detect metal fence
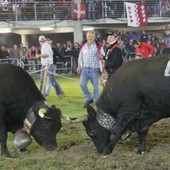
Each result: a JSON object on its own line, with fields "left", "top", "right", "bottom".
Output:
{"left": 0, "top": 0, "right": 170, "bottom": 21}
{"left": 0, "top": 55, "right": 73, "bottom": 75}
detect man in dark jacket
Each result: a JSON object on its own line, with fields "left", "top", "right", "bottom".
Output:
{"left": 104, "top": 31, "right": 123, "bottom": 79}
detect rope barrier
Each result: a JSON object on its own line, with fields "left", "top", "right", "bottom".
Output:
{"left": 28, "top": 68, "right": 79, "bottom": 82}
{"left": 28, "top": 69, "right": 45, "bottom": 75}
{"left": 47, "top": 70, "right": 79, "bottom": 82}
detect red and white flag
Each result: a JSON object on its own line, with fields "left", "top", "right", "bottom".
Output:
{"left": 72, "top": 2, "right": 86, "bottom": 20}
{"left": 125, "top": 2, "right": 148, "bottom": 27}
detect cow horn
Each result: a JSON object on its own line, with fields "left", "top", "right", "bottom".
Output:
{"left": 38, "top": 108, "right": 47, "bottom": 118}
{"left": 70, "top": 115, "right": 88, "bottom": 123}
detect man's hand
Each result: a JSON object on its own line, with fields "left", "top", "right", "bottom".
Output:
{"left": 36, "top": 54, "right": 41, "bottom": 58}
{"left": 77, "top": 66, "right": 81, "bottom": 74}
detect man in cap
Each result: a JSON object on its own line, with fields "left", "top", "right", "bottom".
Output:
{"left": 45, "top": 38, "right": 67, "bottom": 97}
{"left": 37, "top": 35, "right": 64, "bottom": 99}
{"left": 104, "top": 31, "right": 123, "bottom": 80}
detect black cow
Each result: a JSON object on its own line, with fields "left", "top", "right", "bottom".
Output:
{"left": 72, "top": 55, "right": 170, "bottom": 156}
{"left": 0, "top": 64, "right": 62, "bottom": 157}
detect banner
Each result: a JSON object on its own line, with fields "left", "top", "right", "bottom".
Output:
{"left": 125, "top": 2, "right": 148, "bottom": 27}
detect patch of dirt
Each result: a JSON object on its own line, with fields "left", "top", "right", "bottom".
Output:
{"left": 53, "top": 119, "right": 170, "bottom": 170}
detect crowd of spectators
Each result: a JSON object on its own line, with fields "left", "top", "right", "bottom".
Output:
{"left": 0, "top": 26, "right": 170, "bottom": 73}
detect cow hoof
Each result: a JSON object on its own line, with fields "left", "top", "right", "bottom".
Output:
{"left": 20, "top": 148, "right": 29, "bottom": 153}
{"left": 1, "top": 153, "right": 12, "bottom": 158}
{"left": 137, "top": 150, "right": 145, "bottom": 155}
{"left": 99, "top": 154, "right": 109, "bottom": 158}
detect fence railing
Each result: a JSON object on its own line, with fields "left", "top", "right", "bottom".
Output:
{"left": 0, "top": 55, "right": 73, "bottom": 75}
{"left": 0, "top": 0, "right": 170, "bottom": 21}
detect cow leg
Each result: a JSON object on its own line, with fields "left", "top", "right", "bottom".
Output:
{"left": 1, "top": 141, "right": 11, "bottom": 157}
{"left": 0, "top": 129, "right": 11, "bottom": 157}
{"left": 137, "top": 131, "right": 148, "bottom": 154}
{"left": 103, "top": 111, "right": 137, "bottom": 155}
{"left": 0, "top": 114, "right": 11, "bottom": 157}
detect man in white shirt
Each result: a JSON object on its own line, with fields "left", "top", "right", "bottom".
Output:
{"left": 37, "top": 35, "right": 64, "bottom": 99}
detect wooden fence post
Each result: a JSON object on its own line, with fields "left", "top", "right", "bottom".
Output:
{"left": 41, "top": 64, "right": 49, "bottom": 96}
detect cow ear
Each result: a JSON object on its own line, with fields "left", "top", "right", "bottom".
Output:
{"left": 87, "top": 105, "right": 97, "bottom": 120}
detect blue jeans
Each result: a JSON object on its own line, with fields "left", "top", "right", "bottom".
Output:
{"left": 164, "top": 37, "right": 170, "bottom": 47}
{"left": 80, "top": 68, "right": 100, "bottom": 103}
{"left": 40, "top": 64, "right": 63, "bottom": 95}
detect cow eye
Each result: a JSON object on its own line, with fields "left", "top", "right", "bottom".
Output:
{"left": 88, "top": 130, "right": 96, "bottom": 137}
{"left": 88, "top": 132, "right": 95, "bottom": 137}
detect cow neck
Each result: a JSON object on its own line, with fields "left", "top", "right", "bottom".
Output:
{"left": 23, "top": 101, "right": 48, "bottom": 134}
{"left": 95, "top": 106, "right": 116, "bottom": 132}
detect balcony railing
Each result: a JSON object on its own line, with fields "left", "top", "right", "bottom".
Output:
{"left": 0, "top": 0, "right": 170, "bottom": 21}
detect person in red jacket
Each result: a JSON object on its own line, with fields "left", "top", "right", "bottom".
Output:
{"left": 132, "top": 40, "right": 156, "bottom": 59}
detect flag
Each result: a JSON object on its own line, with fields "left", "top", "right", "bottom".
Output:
{"left": 72, "top": 2, "right": 86, "bottom": 20}
{"left": 125, "top": 2, "right": 148, "bottom": 27}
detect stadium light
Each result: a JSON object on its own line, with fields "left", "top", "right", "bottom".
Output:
{"left": 40, "top": 27, "right": 54, "bottom": 31}
{"left": 0, "top": 28, "right": 11, "bottom": 33}
{"left": 83, "top": 27, "right": 94, "bottom": 31}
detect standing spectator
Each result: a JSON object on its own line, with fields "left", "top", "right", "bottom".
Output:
{"left": 66, "top": 41, "right": 73, "bottom": 52}
{"left": 104, "top": 31, "right": 123, "bottom": 80}
{"left": 20, "top": 46, "right": 28, "bottom": 64}
{"left": 56, "top": 42, "right": 65, "bottom": 56}
{"left": 149, "top": 33, "right": 159, "bottom": 49}
{"left": 158, "top": 38, "right": 168, "bottom": 54}
{"left": 132, "top": 40, "right": 156, "bottom": 59}
{"left": 28, "top": 46, "right": 37, "bottom": 71}
{"left": 19, "top": 43, "right": 24, "bottom": 55}
{"left": 45, "top": 38, "right": 67, "bottom": 97}
{"left": 77, "top": 31, "right": 101, "bottom": 108}
{"left": 37, "top": 35, "right": 64, "bottom": 98}
{"left": 72, "top": 42, "right": 80, "bottom": 74}
{"left": 163, "top": 25, "right": 170, "bottom": 47}
{"left": 86, "top": 0, "right": 96, "bottom": 19}
{"left": 140, "top": 30, "right": 149, "bottom": 42}
{"left": 9, "top": 44, "right": 20, "bottom": 65}
{"left": 0, "top": 45, "right": 10, "bottom": 63}
{"left": 128, "top": 31, "right": 138, "bottom": 41}
{"left": 96, "top": 33, "right": 102, "bottom": 43}
{"left": 0, "top": 45, "right": 10, "bottom": 59}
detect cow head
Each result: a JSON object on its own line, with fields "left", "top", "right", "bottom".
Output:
{"left": 27, "top": 105, "right": 62, "bottom": 151}
{"left": 72, "top": 106, "right": 114, "bottom": 155}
